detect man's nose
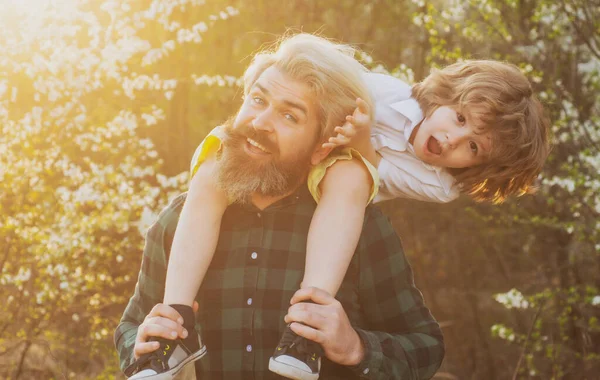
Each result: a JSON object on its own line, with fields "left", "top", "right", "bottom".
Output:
{"left": 252, "top": 108, "right": 274, "bottom": 132}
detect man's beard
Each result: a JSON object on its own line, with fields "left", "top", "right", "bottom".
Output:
{"left": 215, "top": 119, "right": 316, "bottom": 204}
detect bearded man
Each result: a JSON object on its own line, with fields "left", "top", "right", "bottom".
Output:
{"left": 114, "top": 33, "right": 445, "bottom": 380}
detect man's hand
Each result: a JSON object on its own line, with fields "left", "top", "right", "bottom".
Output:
{"left": 322, "top": 98, "right": 372, "bottom": 150}
{"left": 133, "top": 302, "right": 199, "bottom": 359}
{"left": 284, "top": 287, "right": 365, "bottom": 366}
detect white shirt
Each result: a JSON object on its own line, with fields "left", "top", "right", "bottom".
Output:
{"left": 365, "top": 72, "right": 460, "bottom": 203}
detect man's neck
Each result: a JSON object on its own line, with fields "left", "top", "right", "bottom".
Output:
{"left": 250, "top": 185, "right": 301, "bottom": 210}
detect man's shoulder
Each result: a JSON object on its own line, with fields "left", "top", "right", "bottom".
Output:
{"left": 363, "top": 203, "right": 388, "bottom": 224}
{"left": 357, "top": 204, "right": 410, "bottom": 275}
{"left": 361, "top": 203, "right": 398, "bottom": 242}
{"left": 149, "top": 193, "right": 186, "bottom": 236}
{"left": 166, "top": 192, "right": 187, "bottom": 212}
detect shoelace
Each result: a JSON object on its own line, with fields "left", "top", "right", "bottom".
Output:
{"left": 279, "top": 326, "right": 324, "bottom": 356}
{"left": 124, "top": 342, "right": 167, "bottom": 376}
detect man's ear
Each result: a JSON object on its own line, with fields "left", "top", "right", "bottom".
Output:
{"left": 311, "top": 143, "right": 334, "bottom": 166}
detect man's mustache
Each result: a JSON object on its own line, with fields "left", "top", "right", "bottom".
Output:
{"left": 223, "top": 123, "right": 279, "bottom": 155}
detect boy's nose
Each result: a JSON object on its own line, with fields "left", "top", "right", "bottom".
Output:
{"left": 446, "top": 129, "right": 468, "bottom": 148}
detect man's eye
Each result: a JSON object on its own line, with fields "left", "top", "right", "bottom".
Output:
{"left": 469, "top": 141, "right": 478, "bottom": 154}
{"left": 457, "top": 112, "right": 466, "bottom": 124}
{"left": 284, "top": 113, "right": 297, "bottom": 123}
{"left": 252, "top": 96, "right": 264, "bottom": 105}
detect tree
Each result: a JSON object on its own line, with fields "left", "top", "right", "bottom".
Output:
{"left": 412, "top": 0, "right": 600, "bottom": 378}
{"left": 0, "top": 1, "right": 237, "bottom": 377}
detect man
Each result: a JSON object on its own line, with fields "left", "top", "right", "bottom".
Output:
{"left": 114, "top": 33, "right": 445, "bottom": 379}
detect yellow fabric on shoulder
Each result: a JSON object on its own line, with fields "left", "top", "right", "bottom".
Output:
{"left": 307, "top": 147, "right": 379, "bottom": 204}
{"left": 190, "top": 130, "right": 379, "bottom": 204}
{"left": 190, "top": 127, "right": 224, "bottom": 180}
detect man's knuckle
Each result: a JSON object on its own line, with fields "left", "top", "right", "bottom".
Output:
{"left": 331, "top": 313, "right": 341, "bottom": 324}
{"left": 156, "top": 316, "right": 169, "bottom": 326}
{"left": 139, "top": 324, "right": 148, "bottom": 335}
{"left": 315, "top": 331, "right": 326, "bottom": 344}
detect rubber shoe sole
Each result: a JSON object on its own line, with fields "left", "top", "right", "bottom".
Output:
{"left": 129, "top": 345, "right": 207, "bottom": 380}
{"left": 268, "top": 356, "right": 319, "bottom": 380}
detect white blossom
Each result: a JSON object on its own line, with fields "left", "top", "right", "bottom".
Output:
{"left": 494, "top": 289, "right": 530, "bottom": 309}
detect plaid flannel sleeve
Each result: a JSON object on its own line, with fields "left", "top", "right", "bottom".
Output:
{"left": 349, "top": 206, "right": 445, "bottom": 380}
{"left": 113, "top": 194, "right": 184, "bottom": 372}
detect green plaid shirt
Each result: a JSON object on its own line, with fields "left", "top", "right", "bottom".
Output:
{"left": 114, "top": 187, "right": 444, "bottom": 379}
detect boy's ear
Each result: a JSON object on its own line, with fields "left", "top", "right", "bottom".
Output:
{"left": 311, "top": 142, "right": 334, "bottom": 166}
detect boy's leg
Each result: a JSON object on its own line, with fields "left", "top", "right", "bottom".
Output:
{"left": 127, "top": 158, "right": 227, "bottom": 379}
{"left": 163, "top": 157, "right": 228, "bottom": 306}
{"left": 269, "top": 156, "right": 373, "bottom": 380}
{"left": 163, "top": 156, "right": 227, "bottom": 338}
{"left": 302, "top": 158, "right": 372, "bottom": 294}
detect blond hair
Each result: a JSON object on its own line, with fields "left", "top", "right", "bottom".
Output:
{"left": 242, "top": 33, "right": 373, "bottom": 140}
{"left": 412, "top": 60, "right": 551, "bottom": 203}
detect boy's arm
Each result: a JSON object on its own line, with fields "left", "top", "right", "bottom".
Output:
{"left": 323, "top": 98, "right": 379, "bottom": 166}
{"left": 113, "top": 194, "right": 184, "bottom": 371}
{"left": 346, "top": 128, "right": 378, "bottom": 167}
{"left": 350, "top": 207, "right": 445, "bottom": 379}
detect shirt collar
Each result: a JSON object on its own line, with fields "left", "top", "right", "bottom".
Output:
{"left": 421, "top": 162, "right": 456, "bottom": 195}
{"left": 388, "top": 97, "right": 423, "bottom": 139}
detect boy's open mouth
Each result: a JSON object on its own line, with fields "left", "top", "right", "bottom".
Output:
{"left": 427, "top": 136, "right": 442, "bottom": 155}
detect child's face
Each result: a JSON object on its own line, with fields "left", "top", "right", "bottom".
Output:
{"left": 409, "top": 106, "right": 492, "bottom": 169}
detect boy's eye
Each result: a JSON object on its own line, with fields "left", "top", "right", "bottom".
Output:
{"left": 252, "top": 96, "right": 264, "bottom": 105}
{"left": 469, "top": 141, "right": 478, "bottom": 155}
{"left": 456, "top": 112, "right": 466, "bottom": 124}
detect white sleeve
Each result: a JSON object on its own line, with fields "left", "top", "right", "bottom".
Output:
{"left": 365, "top": 72, "right": 412, "bottom": 106}
{"left": 374, "top": 157, "right": 460, "bottom": 204}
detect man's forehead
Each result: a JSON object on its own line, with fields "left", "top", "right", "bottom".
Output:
{"left": 252, "top": 67, "right": 315, "bottom": 113}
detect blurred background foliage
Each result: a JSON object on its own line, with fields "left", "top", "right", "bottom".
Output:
{"left": 0, "top": 0, "right": 598, "bottom": 379}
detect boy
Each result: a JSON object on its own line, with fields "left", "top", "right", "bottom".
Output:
{"left": 127, "top": 48, "right": 550, "bottom": 379}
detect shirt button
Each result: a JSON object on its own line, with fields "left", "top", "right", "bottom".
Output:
{"left": 363, "top": 368, "right": 369, "bottom": 375}
{"left": 251, "top": 252, "right": 258, "bottom": 260}
{"left": 246, "top": 344, "right": 252, "bottom": 352}
{"left": 247, "top": 298, "right": 253, "bottom": 305}
{"left": 257, "top": 212, "right": 261, "bottom": 218}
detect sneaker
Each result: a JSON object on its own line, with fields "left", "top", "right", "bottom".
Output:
{"left": 268, "top": 325, "right": 323, "bottom": 380}
{"left": 124, "top": 336, "right": 206, "bottom": 379}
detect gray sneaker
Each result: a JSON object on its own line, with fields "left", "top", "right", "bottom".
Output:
{"left": 269, "top": 325, "right": 323, "bottom": 380}
{"left": 125, "top": 336, "right": 206, "bottom": 379}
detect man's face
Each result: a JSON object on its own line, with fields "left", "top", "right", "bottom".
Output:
{"left": 410, "top": 105, "right": 492, "bottom": 169}
{"left": 216, "top": 66, "right": 322, "bottom": 202}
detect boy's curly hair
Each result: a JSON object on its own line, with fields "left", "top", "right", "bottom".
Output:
{"left": 412, "top": 60, "right": 551, "bottom": 203}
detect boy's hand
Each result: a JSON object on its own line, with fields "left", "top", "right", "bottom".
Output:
{"left": 322, "top": 98, "right": 371, "bottom": 150}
